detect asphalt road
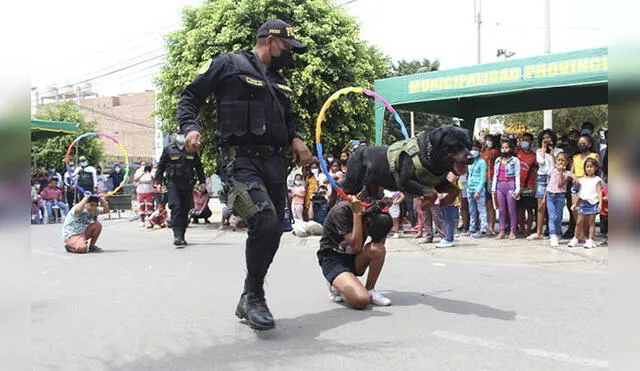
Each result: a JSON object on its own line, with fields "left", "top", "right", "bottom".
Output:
{"left": 31, "top": 218, "right": 607, "bottom": 371}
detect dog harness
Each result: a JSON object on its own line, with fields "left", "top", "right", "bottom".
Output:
{"left": 386, "top": 137, "right": 447, "bottom": 189}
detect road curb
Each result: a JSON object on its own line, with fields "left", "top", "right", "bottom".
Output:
{"left": 545, "top": 245, "right": 608, "bottom": 265}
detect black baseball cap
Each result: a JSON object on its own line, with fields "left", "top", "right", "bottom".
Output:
{"left": 257, "top": 19, "right": 307, "bottom": 54}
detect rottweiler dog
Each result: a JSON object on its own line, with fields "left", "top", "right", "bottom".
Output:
{"left": 341, "top": 125, "right": 473, "bottom": 208}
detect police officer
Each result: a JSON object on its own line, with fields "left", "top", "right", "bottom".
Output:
{"left": 155, "top": 130, "right": 206, "bottom": 248}
{"left": 176, "top": 19, "right": 312, "bottom": 330}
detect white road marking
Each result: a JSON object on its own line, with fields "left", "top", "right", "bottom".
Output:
{"left": 433, "top": 262, "right": 446, "bottom": 266}
{"left": 430, "top": 330, "right": 608, "bottom": 368}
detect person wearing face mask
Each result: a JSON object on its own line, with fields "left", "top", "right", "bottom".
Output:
{"left": 466, "top": 141, "right": 488, "bottom": 238}
{"left": 580, "top": 121, "right": 599, "bottom": 153}
{"left": 63, "top": 162, "right": 77, "bottom": 207}
{"left": 491, "top": 141, "right": 521, "bottom": 240}
{"left": 560, "top": 129, "right": 580, "bottom": 239}
{"left": 516, "top": 133, "right": 537, "bottom": 237}
{"left": 481, "top": 135, "right": 500, "bottom": 235}
{"left": 569, "top": 135, "right": 599, "bottom": 242}
{"left": 47, "top": 167, "right": 63, "bottom": 189}
{"left": 291, "top": 174, "right": 306, "bottom": 220}
{"left": 176, "top": 19, "right": 312, "bottom": 331}
{"left": 155, "top": 128, "right": 206, "bottom": 248}
{"left": 73, "top": 156, "right": 97, "bottom": 200}
{"left": 304, "top": 162, "right": 321, "bottom": 220}
{"left": 108, "top": 164, "right": 125, "bottom": 194}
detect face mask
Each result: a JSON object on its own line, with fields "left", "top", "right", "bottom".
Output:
{"left": 500, "top": 151, "right": 512, "bottom": 158}
{"left": 578, "top": 144, "right": 589, "bottom": 152}
{"left": 520, "top": 141, "right": 530, "bottom": 150}
{"left": 69, "top": 166, "right": 75, "bottom": 172}
{"left": 311, "top": 168, "right": 319, "bottom": 176}
{"left": 175, "top": 135, "right": 185, "bottom": 145}
{"left": 486, "top": 141, "right": 493, "bottom": 149}
{"left": 178, "top": 145, "right": 185, "bottom": 151}
{"left": 294, "top": 180, "right": 303, "bottom": 186}
{"left": 48, "top": 169, "right": 55, "bottom": 174}
{"left": 115, "top": 168, "right": 121, "bottom": 173}
{"left": 80, "top": 161, "right": 88, "bottom": 167}
{"left": 581, "top": 129, "right": 592, "bottom": 136}
{"left": 97, "top": 170, "right": 102, "bottom": 175}
{"left": 470, "top": 150, "right": 479, "bottom": 158}
{"left": 34, "top": 184, "right": 41, "bottom": 190}
{"left": 270, "top": 42, "right": 293, "bottom": 70}
{"left": 327, "top": 157, "right": 334, "bottom": 163}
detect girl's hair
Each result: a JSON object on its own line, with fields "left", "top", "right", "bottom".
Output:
{"left": 472, "top": 140, "right": 483, "bottom": 149}
{"left": 556, "top": 152, "right": 569, "bottom": 162}
{"left": 578, "top": 134, "right": 593, "bottom": 147}
{"left": 501, "top": 140, "right": 516, "bottom": 150}
{"left": 583, "top": 157, "right": 600, "bottom": 175}
{"left": 538, "top": 129, "right": 557, "bottom": 147}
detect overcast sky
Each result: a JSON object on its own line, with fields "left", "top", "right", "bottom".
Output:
{"left": 30, "top": 0, "right": 606, "bottom": 98}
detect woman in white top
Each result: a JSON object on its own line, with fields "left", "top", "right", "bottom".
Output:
{"left": 527, "top": 129, "right": 563, "bottom": 240}
{"left": 134, "top": 164, "right": 155, "bottom": 226}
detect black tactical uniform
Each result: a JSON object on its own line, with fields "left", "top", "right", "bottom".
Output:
{"left": 156, "top": 142, "right": 206, "bottom": 247}
{"left": 176, "top": 19, "right": 307, "bottom": 330}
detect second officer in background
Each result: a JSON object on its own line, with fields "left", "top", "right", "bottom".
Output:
{"left": 155, "top": 129, "right": 206, "bottom": 248}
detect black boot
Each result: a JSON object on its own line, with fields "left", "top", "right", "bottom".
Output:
{"left": 235, "top": 293, "right": 275, "bottom": 330}
{"left": 180, "top": 226, "right": 188, "bottom": 245}
{"left": 173, "top": 227, "right": 186, "bottom": 248}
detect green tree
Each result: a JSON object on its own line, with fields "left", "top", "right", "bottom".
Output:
{"left": 154, "top": 0, "right": 390, "bottom": 173}
{"left": 32, "top": 102, "right": 104, "bottom": 173}
{"left": 383, "top": 58, "right": 450, "bottom": 143}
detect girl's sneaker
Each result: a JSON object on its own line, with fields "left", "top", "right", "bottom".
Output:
{"left": 368, "top": 290, "right": 392, "bottom": 306}
{"left": 584, "top": 239, "right": 596, "bottom": 249}
{"left": 567, "top": 237, "right": 579, "bottom": 247}
{"left": 549, "top": 235, "right": 559, "bottom": 247}
{"left": 435, "top": 240, "right": 455, "bottom": 248}
{"left": 329, "top": 285, "right": 343, "bottom": 302}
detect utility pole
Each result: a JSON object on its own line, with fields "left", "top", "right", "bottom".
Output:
{"left": 473, "top": 0, "right": 482, "bottom": 137}
{"left": 475, "top": 0, "right": 482, "bottom": 64}
{"left": 543, "top": 0, "right": 553, "bottom": 129}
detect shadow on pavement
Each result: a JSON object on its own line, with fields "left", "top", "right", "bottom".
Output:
{"left": 103, "top": 308, "right": 392, "bottom": 371}
{"left": 384, "top": 290, "right": 517, "bottom": 321}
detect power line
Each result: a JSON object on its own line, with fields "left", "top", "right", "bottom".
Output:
{"left": 59, "top": 53, "right": 168, "bottom": 88}
{"left": 72, "top": 21, "right": 179, "bottom": 62}
{"left": 46, "top": 49, "right": 167, "bottom": 89}
{"left": 70, "top": 102, "right": 155, "bottom": 129}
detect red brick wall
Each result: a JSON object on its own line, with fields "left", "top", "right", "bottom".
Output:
{"left": 79, "top": 91, "right": 156, "bottom": 159}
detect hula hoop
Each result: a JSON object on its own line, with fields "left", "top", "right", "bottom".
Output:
{"left": 314, "top": 87, "right": 409, "bottom": 204}
{"left": 64, "top": 132, "right": 130, "bottom": 196}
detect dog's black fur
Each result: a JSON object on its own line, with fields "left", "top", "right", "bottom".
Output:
{"left": 341, "top": 125, "right": 473, "bottom": 197}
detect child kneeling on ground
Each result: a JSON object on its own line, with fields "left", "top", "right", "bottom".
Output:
{"left": 62, "top": 192, "right": 109, "bottom": 253}
{"left": 148, "top": 203, "right": 169, "bottom": 228}
{"left": 317, "top": 192, "right": 394, "bottom": 309}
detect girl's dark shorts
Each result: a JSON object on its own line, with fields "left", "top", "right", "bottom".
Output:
{"left": 317, "top": 249, "right": 362, "bottom": 284}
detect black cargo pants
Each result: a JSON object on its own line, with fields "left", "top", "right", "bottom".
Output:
{"left": 167, "top": 181, "right": 193, "bottom": 229}
{"left": 225, "top": 151, "right": 287, "bottom": 297}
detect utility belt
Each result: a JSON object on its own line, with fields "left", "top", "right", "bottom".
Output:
{"left": 228, "top": 144, "right": 286, "bottom": 159}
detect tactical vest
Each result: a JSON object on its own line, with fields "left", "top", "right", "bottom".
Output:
{"left": 215, "top": 52, "right": 292, "bottom": 145}
{"left": 77, "top": 169, "right": 94, "bottom": 190}
{"left": 386, "top": 137, "right": 447, "bottom": 189}
{"left": 165, "top": 146, "right": 196, "bottom": 184}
